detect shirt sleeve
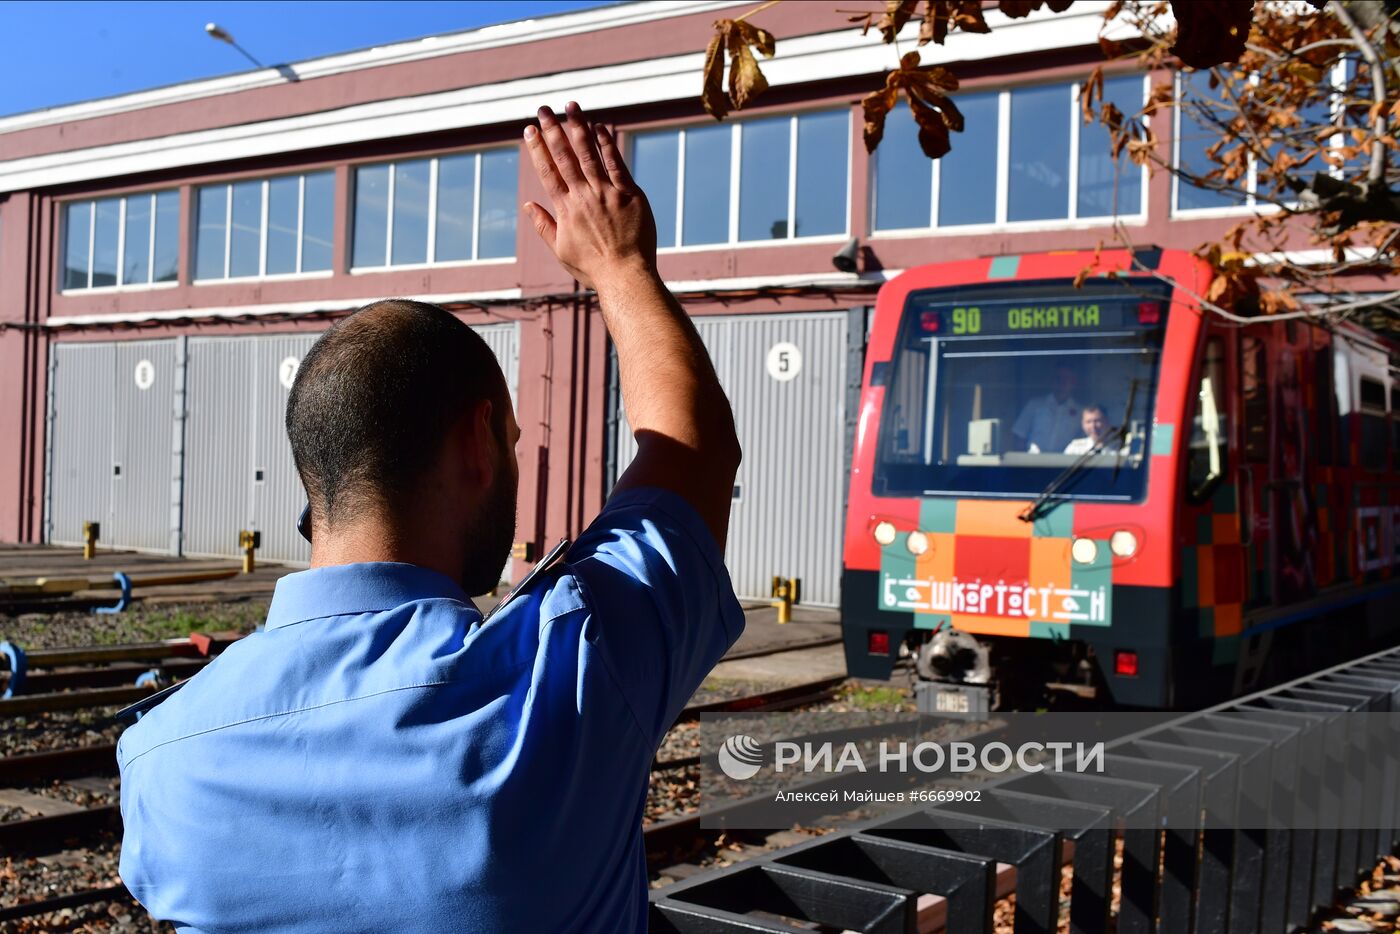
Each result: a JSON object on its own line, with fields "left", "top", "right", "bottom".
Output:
{"left": 565, "top": 487, "right": 746, "bottom": 745}
{"left": 1012, "top": 398, "right": 1037, "bottom": 439}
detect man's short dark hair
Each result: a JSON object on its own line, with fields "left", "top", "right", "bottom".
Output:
{"left": 286, "top": 300, "right": 510, "bottom": 523}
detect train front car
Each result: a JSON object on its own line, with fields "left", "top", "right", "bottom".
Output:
{"left": 842, "top": 250, "right": 1209, "bottom": 709}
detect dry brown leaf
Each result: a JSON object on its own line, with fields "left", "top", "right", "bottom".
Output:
{"left": 1260, "top": 289, "right": 1300, "bottom": 314}
{"left": 1082, "top": 65, "right": 1105, "bottom": 122}
{"left": 860, "top": 50, "right": 962, "bottom": 158}
{"left": 1169, "top": 0, "right": 1254, "bottom": 69}
{"left": 1000, "top": 0, "right": 1074, "bottom": 18}
{"left": 701, "top": 30, "right": 729, "bottom": 119}
{"left": 920, "top": 0, "right": 991, "bottom": 45}
{"left": 701, "top": 18, "right": 777, "bottom": 119}
{"left": 862, "top": 83, "right": 900, "bottom": 151}
{"left": 878, "top": 0, "right": 919, "bottom": 43}
{"left": 1126, "top": 137, "right": 1155, "bottom": 166}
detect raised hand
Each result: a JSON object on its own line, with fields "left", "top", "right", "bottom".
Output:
{"left": 522, "top": 102, "right": 658, "bottom": 290}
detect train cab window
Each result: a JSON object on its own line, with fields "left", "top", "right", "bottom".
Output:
{"left": 1359, "top": 377, "right": 1388, "bottom": 470}
{"left": 874, "top": 280, "right": 1166, "bottom": 502}
{"left": 1187, "top": 336, "right": 1229, "bottom": 500}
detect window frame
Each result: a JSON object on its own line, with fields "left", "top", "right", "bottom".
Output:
{"left": 1358, "top": 374, "right": 1390, "bottom": 472}
{"left": 59, "top": 191, "right": 181, "bottom": 294}
{"left": 1186, "top": 334, "right": 1230, "bottom": 503}
{"left": 628, "top": 108, "right": 853, "bottom": 254}
{"left": 869, "top": 75, "right": 1150, "bottom": 238}
{"left": 193, "top": 172, "right": 335, "bottom": 284}
{"left": 349, "top": 148, "right": 519, "bottom": 273}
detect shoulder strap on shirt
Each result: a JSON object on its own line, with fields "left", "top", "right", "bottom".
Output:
{"left": 482, "top": 538, "right": 571, "bottom": 623}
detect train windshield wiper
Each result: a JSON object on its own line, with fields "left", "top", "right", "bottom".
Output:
{"left": 1017, "top": 425, "right": 1127, "bottom": 523}
{"left": 1019, "top": 378, "right": 1142, "bottom": 523}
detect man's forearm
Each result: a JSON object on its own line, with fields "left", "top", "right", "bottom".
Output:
{"left": 594, "top": 260, "right": 738, "bottom": 461}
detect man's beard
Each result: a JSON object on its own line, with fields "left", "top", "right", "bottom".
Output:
{"left": 461, "top": 454, "right": 518, "bottom": 597}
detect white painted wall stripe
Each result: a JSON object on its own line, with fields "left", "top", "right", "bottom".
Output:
{"left": 0, "top": 3, "right": 1114, "bottom": 194}
{"left": 0, "top": 1, "right": 740, "bottom": 135}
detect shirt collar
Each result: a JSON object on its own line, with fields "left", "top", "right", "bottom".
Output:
{"left": 264, "top": 562, "right": 479, "bottom": 630}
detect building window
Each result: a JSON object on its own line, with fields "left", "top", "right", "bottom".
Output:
{"left": 194, "top": 172, "right": 333, "bottom": 281}
{"left": 1173, "top": 70, "right": 1250, "bottom": 212}
{"left": 872, "top": 76, "right": 1145, "bottom": 232}
{"left": 62, "top": 191, "right": 179, "bottom": 291}
{"left": 630, "top": 110, "right": 850, "bottom": 249}
{"left": 1173, "top": 62, "right": 1354, "bottom": 215}
{"left": 351, "top": 149, "right": 518, "bottom": 270}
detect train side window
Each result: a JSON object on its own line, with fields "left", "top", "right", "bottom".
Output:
{"left": 1240, "top": 335, "right": 1268, "bottom": 462}
{"left": 1315, "top": 344, "right": 1336, "bottom": 466}
{"left": 1187, "top": 336, "right": 1229, "bottom": 501}
{"left": 1359, "top": 377, "right": 1388, "bottom": 470}
{"left": 1391, "top": 385, "right": 1400, "bottom": 461}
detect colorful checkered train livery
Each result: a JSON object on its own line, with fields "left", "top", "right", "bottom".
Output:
{"left": 842, "top": 249, "right": 1400, "bottom": 708}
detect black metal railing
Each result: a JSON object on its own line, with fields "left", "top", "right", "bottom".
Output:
{"left": 650, "top": 644, "right": 1400, "bottom": 934}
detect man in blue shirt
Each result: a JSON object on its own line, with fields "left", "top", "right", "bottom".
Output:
{"left": 118, "top": 102, "right": 745, "bottom": 932}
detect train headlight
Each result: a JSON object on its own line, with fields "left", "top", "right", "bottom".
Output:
{"left": 906, "top": 531, "right": 930, "bottom": 556}
{"left": 1110, "top": 529, "right": 1139, "bottom": 558}
{"left": 873, "top": 521, "right": 898, "bottom": 546}
{"left": 1071, "top": 537, "right": 1099, "bottom": 565}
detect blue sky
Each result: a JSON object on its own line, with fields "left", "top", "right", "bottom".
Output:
{"left": 0, "top": 1, "right": 612, "bottom": 117}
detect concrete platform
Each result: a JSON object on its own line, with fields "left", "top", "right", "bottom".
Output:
{"left": 707, "top": 642, "right": 848, "bottom": 684}
{"left": 0, "top": 545, "right": 290, "bottom": 606}
{"left": 725, "top": 603, "right": 841, "bottom": 659}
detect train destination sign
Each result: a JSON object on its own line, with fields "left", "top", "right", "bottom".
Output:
{"left": 879, "top": 572, "right": 1109, "bottom": 625}
{"left": 910, "top": 296, "right": 1159, "bottom": 337}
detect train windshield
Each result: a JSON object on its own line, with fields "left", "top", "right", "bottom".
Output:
{"left": 874, "top": 279, "right": 1168, "bottom": 501}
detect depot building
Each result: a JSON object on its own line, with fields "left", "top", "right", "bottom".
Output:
{"left": 0, "top": 0, "right": 1289, "bottom": 603}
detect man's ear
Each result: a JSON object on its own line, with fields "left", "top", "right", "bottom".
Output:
{"left": 470, "top": 399, "right": 497, "bottom": 488}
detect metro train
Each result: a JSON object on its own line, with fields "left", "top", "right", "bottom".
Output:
{"left": 841, "top": 248, "right": 1400, "bottom": 708}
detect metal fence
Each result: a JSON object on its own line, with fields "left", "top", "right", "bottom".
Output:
{"left": 650, "top": 644, "right": 1400, "bottom": 934}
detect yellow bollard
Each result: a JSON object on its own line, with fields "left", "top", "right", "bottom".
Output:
{"left": 238, "top": 530, "right": 260, "bottom": 574}
{"left": 82, "top": 521, "right": 100, "bottom": 560}
{"left": 770, "top": 576, "right": 801, "bottom": 624}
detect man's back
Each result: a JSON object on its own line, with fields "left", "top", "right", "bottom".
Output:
{"left": 119, "top": 489, "right": 743, "bottom": 932}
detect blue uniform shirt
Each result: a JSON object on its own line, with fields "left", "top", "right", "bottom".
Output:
{"left": 118, "top": 488, "right": 745, "bottom": 932}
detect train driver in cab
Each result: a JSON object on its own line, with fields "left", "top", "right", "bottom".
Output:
{"left": 1012, "top": 364, "right": 1083, "bottom": 453}
{"left": 1063, "top": 404, "right": 1114, "bottom": 455}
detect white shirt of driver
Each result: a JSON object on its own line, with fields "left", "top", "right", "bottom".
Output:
{"left": 1013, "top": 393, "right": 1082, "bottom": 454}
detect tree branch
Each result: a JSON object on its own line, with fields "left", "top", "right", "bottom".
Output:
{"left": 1330, "top": 2, "right": 1389, "bottom": 187}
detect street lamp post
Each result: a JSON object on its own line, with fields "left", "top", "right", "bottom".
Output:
{"left": 205, "top": 23, "right": 265, "bottom": 69}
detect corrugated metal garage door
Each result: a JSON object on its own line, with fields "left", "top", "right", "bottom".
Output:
{"left": 184, "top": 334, "right": 318, "bottom": 562}
{"left": 183, "top": 322, "right": 520, "bottom": 564}
{"left": 475, "top": 322, "right": 520, "bottom": 409}
{"left": 46, "top": 340, "right": 179, "bottom": 552}
{"left": 612, "top": 312, "right": 848, "bottom": 606}
{"left": 182, "top": 338, "right": 255, "bottom": 559}
{"left": 46, "top": 344, "right": 115, "bottom": 548}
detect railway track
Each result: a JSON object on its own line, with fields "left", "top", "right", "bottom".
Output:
{"left": 0, "top": 673, "right": 851, "bottom": 923}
